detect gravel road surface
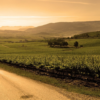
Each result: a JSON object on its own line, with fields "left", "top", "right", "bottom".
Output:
{"left": 0, "top": 69, "right": 100, "bottom": 100}
{"left": 0, "top": 69, "right": 70, "bottom": 100}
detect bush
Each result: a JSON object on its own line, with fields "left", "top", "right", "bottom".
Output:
{"left": 80, "top": 45, "right": 83, "bottom": 47}
{"left": 62, "top": 42, "right": 68, "bottom": 46}
{"left": 74, "top": 41, "right": 78, "bottom": 48}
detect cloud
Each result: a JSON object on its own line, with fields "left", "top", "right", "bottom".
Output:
{"left": 39, "top": 0, "right": 90, "bottom": 5}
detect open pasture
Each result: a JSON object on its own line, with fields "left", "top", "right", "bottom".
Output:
{"left": 0, "top": 39, "right": 100, "bottom": 55}
{"left": 1, "top": 39, "right": 100, "bottom": 97}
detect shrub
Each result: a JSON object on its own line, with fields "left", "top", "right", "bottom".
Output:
{"left": 80, "top": 45, "right": 83, "bottom": 47}
{"left": 74, "top": 41, "right": 78, "bottom": 48}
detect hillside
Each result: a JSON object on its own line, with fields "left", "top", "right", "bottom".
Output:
{"left": 0, "top": 26, "right": 34, "bottom": 31}
{"left": 0, "top": 21, "right": 100, "bottom": 39}
{"left": 0, "top": 30, "right": 28, "bottom": 38}
{"left": 72, "top": 31, "right": 100, "bottom": 39}
{"left": 26, "top": 21, "right": 100, "bottom": 37}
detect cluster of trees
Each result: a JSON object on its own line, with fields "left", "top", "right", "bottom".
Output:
{"left": 72, "top": 33, "right": 89, "bottom": 39}
{"left": 48, "top": 38, "right": 79, "bottom": 48}
{"left": 48, "top": 38, "right": 68, "bottom": 47}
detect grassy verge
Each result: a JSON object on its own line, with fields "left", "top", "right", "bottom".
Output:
{"left": 0, "top": 63, "right": 100, "bottom": 98}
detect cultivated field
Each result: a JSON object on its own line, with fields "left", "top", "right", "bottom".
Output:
{"left": 1, "top": 39, "right": 100, "bottom": 98}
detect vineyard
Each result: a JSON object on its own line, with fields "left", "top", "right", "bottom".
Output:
{"left": 0, "top": 40, "right": 100, "bottom": 84}
{"left": 0, "top": 54, "right": 100, "bottom": 82}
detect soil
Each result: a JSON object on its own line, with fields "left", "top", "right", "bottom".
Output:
{"left": 0, "top": 69, "right": 100, "bottom": 100}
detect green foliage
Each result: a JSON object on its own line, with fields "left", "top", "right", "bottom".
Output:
{"left": 74, "top": 41, "right": 78, "bottom": 47}
{"left": 48, "top": 38, "right": 68, "bottom": 47}
{"left": 1, "top": 54, "right": 100, "bottom": 78}
{"left": 0, "top": 39, "right": 99, "bottom": 78}
{"left": 1, "top": 39, "right": 100, "bottom": 97}
{"left": 72, "top": 31, "right": 100, "bottom": 39}
{"left": 1, "top": 39, "right": 100, "bottom": 55}
{"left": 62, "top": 41, "right": 68, "bottom": 46}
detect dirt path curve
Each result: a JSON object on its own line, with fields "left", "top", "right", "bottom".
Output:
{"left": 0, "top": 69, "right": 70, "bottom": 100}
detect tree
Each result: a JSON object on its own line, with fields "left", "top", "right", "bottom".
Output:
{"left": 74, "top": 41, "right": 78, "bottom": 48}
{"left": 62, "top": 42, "right": 68, "bottom": 46}
{"left": 48, "top": 41, "right": 53, "bottom": 46}
{"left": 48, "top": 38, "right": 69, "bottom": 47}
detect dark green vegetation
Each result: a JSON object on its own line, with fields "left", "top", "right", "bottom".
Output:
{"left": 1, "top": 38, "right": 100, "bottom": 97}
{"left": 74, "top": 41, "right": 78, "bottom": 47}
{"left": 72, "top": 31, "right": 100, "bottom": 39}
{"left": 48, "top": 38, "right": 68, "bottom": 47}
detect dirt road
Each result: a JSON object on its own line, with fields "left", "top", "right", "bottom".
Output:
{"left": 0, "top": 69, "right": 70, "bottom": 100}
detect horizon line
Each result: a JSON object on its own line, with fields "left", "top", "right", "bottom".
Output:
{"left": 0, "top": 20, "right": 100, "bottom": 27}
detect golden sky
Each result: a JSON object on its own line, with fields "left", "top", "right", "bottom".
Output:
{"left": 0, "top": 0, "right": 100, "bottom": 27}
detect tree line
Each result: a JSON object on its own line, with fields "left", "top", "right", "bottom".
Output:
{"left": 48, "top": 38, "right": 79, "bottom": 48}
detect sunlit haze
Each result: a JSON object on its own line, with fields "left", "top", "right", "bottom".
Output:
{"left": 0, "top": 0, "right": 100, "bottom": 27}
{"left": 0, "top": 16, "right": 74, "bottom": 27}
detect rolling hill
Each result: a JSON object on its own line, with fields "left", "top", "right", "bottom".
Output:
{"left": 26, "top": 21, "right": 100, "bottom": 37}
{"left": 0, "top": 21, "right": 100, "bottom": 39}
{"left": 0, "top": 26, "right": 34, "bottom": 31}
{"left": 72, "top": 31, "right": 100, "bottom": 39}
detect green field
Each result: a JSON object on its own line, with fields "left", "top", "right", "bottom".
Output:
{"left": 0, "top": 39, "right": 100, "bottom": 78}
{"left": 0, "top": 39, "right": 100, "bottom": 55}
{"left": 1, "top": 38, "right": 100, "bottom": 97}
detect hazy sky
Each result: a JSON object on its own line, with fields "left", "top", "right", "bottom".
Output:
{"left": 0, "top": 0, "right": 100, "bottom": 27}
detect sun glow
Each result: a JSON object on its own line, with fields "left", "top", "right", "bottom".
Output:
{"left": 0, "top": 16, "right": 74, "bottom": 27}
{"left": 3, "top": 20, "right": 17, "bottom": 26}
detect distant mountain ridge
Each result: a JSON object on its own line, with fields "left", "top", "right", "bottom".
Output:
{"left": 0, "top": 21, "right": 100, "bottom": 39}
{"left": 26, "top": 21, "right": 100, "bottom": 37}
{"left": 0, "top": 26, "right": 34, "bottom": 31}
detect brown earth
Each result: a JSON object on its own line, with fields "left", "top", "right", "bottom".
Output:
{"left": 0, "top": 69, "right": 70, "bottom": 100}
{"left": 0, "top": 69, "right": 100, "bottom": 100}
